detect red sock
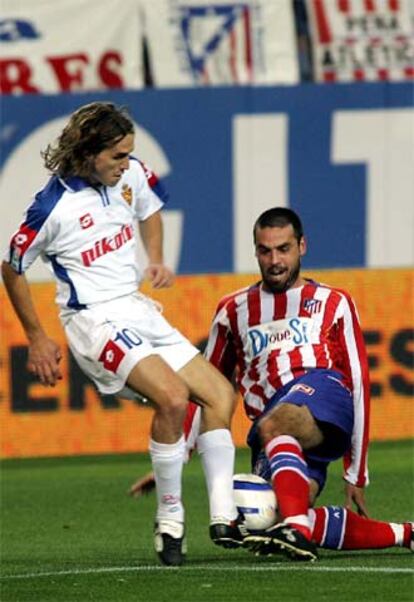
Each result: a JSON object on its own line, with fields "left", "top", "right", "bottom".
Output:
{"left": 311, "top": 506, "right": 409, "bottom": 549}
{"left": 266, "top": 435, "right": 311, "bottom": 539}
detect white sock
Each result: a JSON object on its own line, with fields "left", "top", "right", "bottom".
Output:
{"left": 197, "top": 429, "right": 237, "bottom": 524}
{"left": 390, "top": 523, "right": 405, "bottom": 546}
{"left": 149, "top": 436, "right": 185, "bottom": 524}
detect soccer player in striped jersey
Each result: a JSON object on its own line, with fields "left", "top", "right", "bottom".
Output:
{"left": 130, "top": 207, "right": 412, "bottom": 559}
{"left": 206, "top": 207, "right": 371, "bottom": 561}
{"left": 1, "top": 102, "right": 239, "bottom": 567}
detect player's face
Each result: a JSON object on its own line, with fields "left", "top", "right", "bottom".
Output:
{"left": 91, "top": 133, "right": 134, "bottom": 187}
{"left": 255, "top": 224, "right": 306, "bottom": 293}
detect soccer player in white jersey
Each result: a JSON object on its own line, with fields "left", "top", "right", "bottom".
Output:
{"left": 1, "top": 101, "right": 241, "bottom": 567}
{"left": 205, "top": 207, "right": 371, "bottom": 561}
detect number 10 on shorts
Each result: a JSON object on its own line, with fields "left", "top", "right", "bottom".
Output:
{"left": 114, "top": 328, "right": 143, "bottom": 349}
{"left": 99, "top": 328, "right": 143, "bottom": 373}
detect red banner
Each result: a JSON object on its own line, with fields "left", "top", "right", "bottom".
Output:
{"left": 0, "top": 0, "right": 143, "bottom": 94}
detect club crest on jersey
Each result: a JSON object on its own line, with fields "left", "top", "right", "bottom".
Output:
{"left": 303, "top": 298, "right": 322, "bottom": 315}
{"left": 79, "top": 213, "right": 94, "bottom": 229}
{"left": 121, "top": 184, "right": 133, "bottom": 206}
{"left": 246, "top": 317, "right": 315, "bottom": 358}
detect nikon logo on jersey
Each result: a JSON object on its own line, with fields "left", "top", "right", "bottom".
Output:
{"left": 81, "top": 223, "right": 134, "bottom": 267}
{"left": 247, "top": 318, "right": 316, "bottom": 358}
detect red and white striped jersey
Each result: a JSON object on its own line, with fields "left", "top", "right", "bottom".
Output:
{"left": 307, "top": 0, "right": 414, "bottom": 83}
{"left": 205, "top": 279, "right": 370, "bottom": 487}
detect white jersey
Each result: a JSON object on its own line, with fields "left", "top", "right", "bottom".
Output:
{"left": 5, "top": 157, "right": 166, "bottom": 312}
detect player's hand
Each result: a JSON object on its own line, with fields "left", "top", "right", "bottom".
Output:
{"left": 129, "top": 472, "right": 156, "bottom": 498}
{"left": 144, "top": 264, "right": 174, "bottom": 289}
{"left": 27, "top": 334, "right": 63, "bottom": 386}
{"left": 344, "top": 481, "right": 369, "bottom": 518}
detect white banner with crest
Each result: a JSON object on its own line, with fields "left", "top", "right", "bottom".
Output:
{"left": 142, "top": 0, "right": 299, "bottom": 86}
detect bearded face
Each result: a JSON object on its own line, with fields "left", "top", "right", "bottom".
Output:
{"left": 255, "top": 225, "right": 306, "bottom": 293}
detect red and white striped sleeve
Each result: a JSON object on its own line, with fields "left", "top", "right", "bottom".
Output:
{"left": 335, "top": 291, "right": 371, "bottom": 487}
{"left": 204, "top": 296, "right": 238, "bottom": 382}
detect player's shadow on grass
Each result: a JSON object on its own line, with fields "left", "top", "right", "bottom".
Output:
{"left": 319, "top": 549, "right": 412, "bottom": 561}
{"left": 180, "top": 548, "right": 412, "bottom": 566}
{"left": 183, "top": 553, "right": 295, "bottom": 565}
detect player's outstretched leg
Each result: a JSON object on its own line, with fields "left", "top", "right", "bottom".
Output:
{"left": 311, "top": 507, "right": 414, "bottom": 552}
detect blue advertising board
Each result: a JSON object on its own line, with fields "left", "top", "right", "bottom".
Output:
{"left": 1, "top": 82, "right": 413, "bottom": 276}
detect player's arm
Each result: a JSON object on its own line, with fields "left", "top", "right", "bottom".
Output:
{"left": 129, "top": 471, "right": 156, "bottom": 497}
{"left": 1, "top": 261, "right": 62, "bottom": 386}
{"left": 138, "top": 210, "right": 174, "bottom": 289}
{"left": 132, "top": 159, "right": 174, "bottom": 289}
{"left": 204, "top": 301, "right": 238, "bottom": 382}
{"left": 337, "top": 293, "right": 371, "bottom": 516}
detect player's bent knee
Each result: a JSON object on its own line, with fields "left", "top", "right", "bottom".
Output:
{"left": 257, "top": 403, "right": 306, "bottom": 443}
{"left": 257, "top": 414, "right": 281, "bottom": 444}
{"left": 137, "top": 386, "right": 189, "bottom": 423}
{"left": 309, "top": 480, "right": 320, "bottom": 506}
{"left": 155, "top": 380, "right": 189, "bottom": 412}
{"left": 210, "top": 379, "right": 235, "bottom": 410}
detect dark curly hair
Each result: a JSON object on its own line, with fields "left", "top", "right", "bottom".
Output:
{"left": 42, "top": 102, "right": 134, "bottom": 178}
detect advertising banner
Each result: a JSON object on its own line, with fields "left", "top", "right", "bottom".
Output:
{"left": 0, "top": 0, "right": 143, "bottom": 94}
{"left": 1, "top": 269, "right": 413, "bottom": 458}
{"left": 1, "top": 85, "right": 413, "bottom": 279}
{"left": 306, "top": 0, "right": 414, "bottom": 82}
{"left": 143, "top": 0, "right": 299, "bottom": 85}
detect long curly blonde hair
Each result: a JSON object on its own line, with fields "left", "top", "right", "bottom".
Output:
{"left": 42, "top": 102, "right": 134, "bottom": 179}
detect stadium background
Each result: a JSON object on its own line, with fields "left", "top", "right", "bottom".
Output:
{"left": 1, "top": 0, "right": 413, "bottom": 460}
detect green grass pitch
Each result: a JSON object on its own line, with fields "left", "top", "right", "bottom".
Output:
{"left": 1, "top": 440, "right": 413, "bottom": 601}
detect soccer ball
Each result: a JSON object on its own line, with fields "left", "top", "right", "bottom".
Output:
{"left": 233, "top": 473, "right": 277, "bottom": 531}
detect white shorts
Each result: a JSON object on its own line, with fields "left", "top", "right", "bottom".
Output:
{"left": 63, "top": 292, "right": 199, "bottom": 395}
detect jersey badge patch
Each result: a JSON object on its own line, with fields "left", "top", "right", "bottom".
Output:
{"left": 289, "top": 383, "right": 315, "bottom": 396}
{"left": 303, "top": 298, "right": 322, "bottom": 315}
{"left": 98, "top": 340, "right": 125, "bottom": 373}
{"left": 79, "top": 213, "right": 94, "bottom": 229}
{"left": 121, "top": 184, "right": 133, "bottom": 205}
